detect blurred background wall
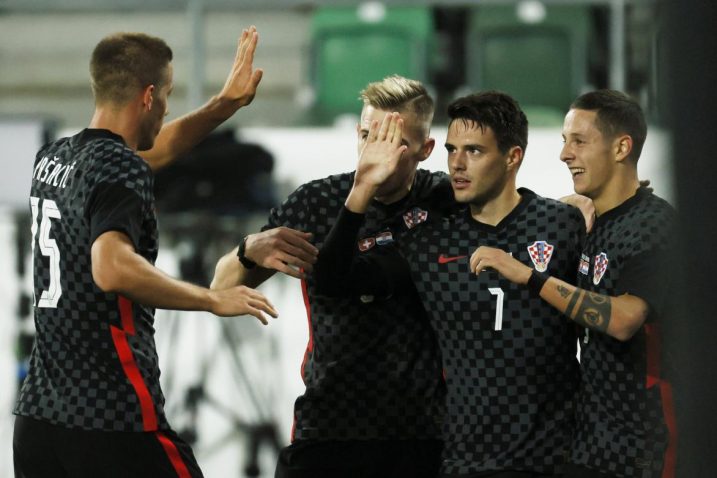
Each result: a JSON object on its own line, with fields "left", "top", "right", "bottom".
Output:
{"left": 1, "top": 1, "right": 713, "bottom": 477}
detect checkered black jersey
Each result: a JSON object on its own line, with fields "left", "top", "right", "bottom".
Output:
{"left": 401, "top": 189, "right": 584, "bottom": 476}
{"left": 571, "top": 187, "right": 678, "bottom": 478}
{"left": 14, "top": 129, "right": 168, "bottom": 432}
{"left": 265, "top": 169, "right": 453, "bottom": 441}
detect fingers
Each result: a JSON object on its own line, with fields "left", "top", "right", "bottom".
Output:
{"left": 367, "top": 119, "right": 380, "bottom": 143}
{"left": 377, "top": 112, "right": 392, "bottom": 141}
{"left": 242, "top": 28, "right": 258, "bottom": 67}
{"left": 274, "top": 262, "right": 305, "bottom": 280}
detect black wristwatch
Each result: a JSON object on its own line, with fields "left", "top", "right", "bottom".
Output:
{"left": 237, "top": 236, "right": 256, "bottom": 269}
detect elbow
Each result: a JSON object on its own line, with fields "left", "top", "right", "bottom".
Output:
{"left": 610, "top": 309, "right": 649, "bottom": 342}
{"left": 92, "top": 261, "right": 122, "bottom": 293}
{"left": 90, "top": 241, "right": 126, "bottom": 293}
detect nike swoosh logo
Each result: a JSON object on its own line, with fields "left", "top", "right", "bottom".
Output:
{"left": 438, "top": 254, "right": 467, "bottom": 264}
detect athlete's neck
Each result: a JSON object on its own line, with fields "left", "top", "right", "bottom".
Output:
{"left": 592, "top": 171, "right": 640, "bottom": 217}
{"left": 469, "top": 186, "right": 522, "bottom": 226}
{"left": 374, "top": 169, "right": 417, "bottom": 205}
{"left": 89, "top": 104, "right": 141, "bottom": 151}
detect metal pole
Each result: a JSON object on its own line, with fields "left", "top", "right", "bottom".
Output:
{"left": 609, "top": 0, "right": 626, "bottom": 91}
{"left": 187, "top": 0, "right": 206, "bottom": 109}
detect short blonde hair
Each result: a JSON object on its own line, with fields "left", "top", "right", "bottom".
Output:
{"left": 359, "top": 75, "right": 434, "bottom": 128}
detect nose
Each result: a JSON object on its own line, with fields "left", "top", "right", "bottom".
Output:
{"left": 448, "top": 151, "right": 466, "bottom": 173}
{"left": 560, "top": 142, "right": 573, "bottom": 163}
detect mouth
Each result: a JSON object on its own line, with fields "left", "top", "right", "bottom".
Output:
{"left": 452, "top": 177, "right": 471, "bottom": 189}
{"left": 569, "top": 167, "right": 586, "bottom": 178}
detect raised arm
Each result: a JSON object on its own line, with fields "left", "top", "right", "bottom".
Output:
{"left": 470, "top": 246, "right": 649, "bottom": 341}
{"left": 140, "top": 26, "right": 264, "bottom": 170}
{"left": 313, "top": 112, "right": 411, "bottom": 297}
{"left": 92, "top": 231, "right": 278, "bottom": 324}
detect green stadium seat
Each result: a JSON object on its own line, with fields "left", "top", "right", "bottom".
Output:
{"left": 466, "top": 5, "right": 593, "bottom": 126}
{"left": 308, "top": 6, "right": 433, "bottom": 124}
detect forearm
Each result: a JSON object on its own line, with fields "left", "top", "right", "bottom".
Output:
{"left": 536, "top": 274, "right": 647, "bottom": 341}
{"left": 211, "top": 246, "right": 275, "bottom": 290}
{"left": 313, "top": 206, "right": 365, "bottom": 295}
{"left": 345, "top": 182, "right": 378, "bottom": 214}
{"left": 140, "top": 96, "right": 242, "bottom": 171}
{"left": 93, "top": 244, "right": 215, "bottom": 311}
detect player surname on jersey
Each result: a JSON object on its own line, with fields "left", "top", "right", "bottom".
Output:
{"left": 32, "top": 156, "right": 76, "bottom": 188}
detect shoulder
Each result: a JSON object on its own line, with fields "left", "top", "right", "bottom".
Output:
{"left": 526, "top": 190, "right": 585, "bottom": 224}
{"left": 632, "top": 193, "right": 677, "bottom": 244}
{"left": 285, "top": 171, "right": 353, "bottom": 203}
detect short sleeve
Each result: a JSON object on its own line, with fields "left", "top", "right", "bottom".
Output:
{"left": 86, "top": 182, "right": 144, "bottom": 249}
{"left": 616, "top": 247, "right": 669, "bottom": 318}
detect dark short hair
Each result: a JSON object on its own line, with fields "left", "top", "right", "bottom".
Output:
{"left": 90, "top": 32, "right": 173, "bottom": 105}
{"left": 571, "top": 89, "right": 647, "bottom": 162}
{"left": 447, "top": 91, "right": 528, "bottom": 155}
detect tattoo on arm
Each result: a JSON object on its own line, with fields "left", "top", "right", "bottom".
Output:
{"left": 573, "top": 291, "right": 612, "bottom": 333}
{"left": 557, "top": 284, "right": 572, "bottom": 298}
{"left": 564, "top": 289, "right": 582, "bottom": 317}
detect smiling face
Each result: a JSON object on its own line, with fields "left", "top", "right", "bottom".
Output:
{"left": 446, "top": 119, "right": 518, "bottom": 207}
{"left": 560, "top": 108, "right": 616, "bottom": 199}
{"left": 357, "top": 104, "right": 433, "bottom": 203}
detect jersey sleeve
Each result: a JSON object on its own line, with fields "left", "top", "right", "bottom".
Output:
{"left": 313, "top": 206, "right": 412, "bottom": 299}
{"left": 616, "top": 247, "right": 669, "bottom": 318}
{"left": 86, "top": 183, "right": 144, "bottom": 250}
{"left": 261, "top": 183, "right": 308, "bottom": 231}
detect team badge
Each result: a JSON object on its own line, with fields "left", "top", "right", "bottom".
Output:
{"left": 375, "top": 231, "right": 394, "bottom": 246}
{"left": 578, "top": 253, "right": 590, "bottom": 275}
{"left": 403, "top": 207, "right": 428, "bottom": 229}
{"left": 593, "top": 252, "right": 609, "bottom": 285}
{"left": 527, "top": 240, "right": 554, "bottom": 272}
{"left": 357, "top": 237, "right": 375, "bottom": 252}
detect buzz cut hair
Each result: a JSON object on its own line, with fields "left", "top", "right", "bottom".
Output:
{"left": 360, "top": 75, "right": 434, "bottom": 131}
{"left": 90, "top": 32, "right": 173, "bottom": 105}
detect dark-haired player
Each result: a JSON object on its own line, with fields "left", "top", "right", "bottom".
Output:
{"left": 13, "top": 29, "right": 276, "bottom": 478}
{"left": 472, "top": 90, "right": 678, "bottom": 478}
{"left": 316, "top": 91, "right": 585, "bottom": 477}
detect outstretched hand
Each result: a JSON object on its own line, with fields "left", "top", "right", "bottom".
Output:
{"left": 218, "top": 26, "right": 264, "bottom": 108}
{"left": 208, "top": 285, "right": 278, "bottom": 325}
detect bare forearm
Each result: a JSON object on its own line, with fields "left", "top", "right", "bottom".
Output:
{"left": 538, "top": 275, "right": 647, "bottom": 341}
{"left": 211, "top": 247, "right": 274, "bottom": 289}
{"left": 94, "top": 246, "right": 215, "bottom": 311}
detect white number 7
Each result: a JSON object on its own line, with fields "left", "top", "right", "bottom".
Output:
{"left": 30, "top": 196, "right": 62, "bottom": 308}
{"left": 489, "top": 287, "right": 504, "bottom": 331}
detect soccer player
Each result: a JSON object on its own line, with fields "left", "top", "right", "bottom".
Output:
{"left": 315, "top": 91, "right": 586, "bottom": 477}
{"left": 13, "top": 30, "right": 277, "bottom": 478}
{"left": 471, "top": 90, "right": 677, "bottom": 478}
{"left": 211, "top": 76, "right": 454, "bottom": 478}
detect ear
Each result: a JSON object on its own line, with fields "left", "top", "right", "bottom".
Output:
{"left": 614, "top": 134, "right": 633, "bottom": 163}
{"left": 142, "top": 84, "right": 155, "bottom": 112}
{"left": 506, "top": 145, "right": 524, "bottom": 171}
{"left": 418, "top": 137, "right": 435, "bottom": 162}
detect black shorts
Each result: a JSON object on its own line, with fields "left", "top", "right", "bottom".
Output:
{"left": 13, "top": 415, "right": 203, "bottom": 478}
{"left": 275, "top": 438, "right": 443, "bottom": 478}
